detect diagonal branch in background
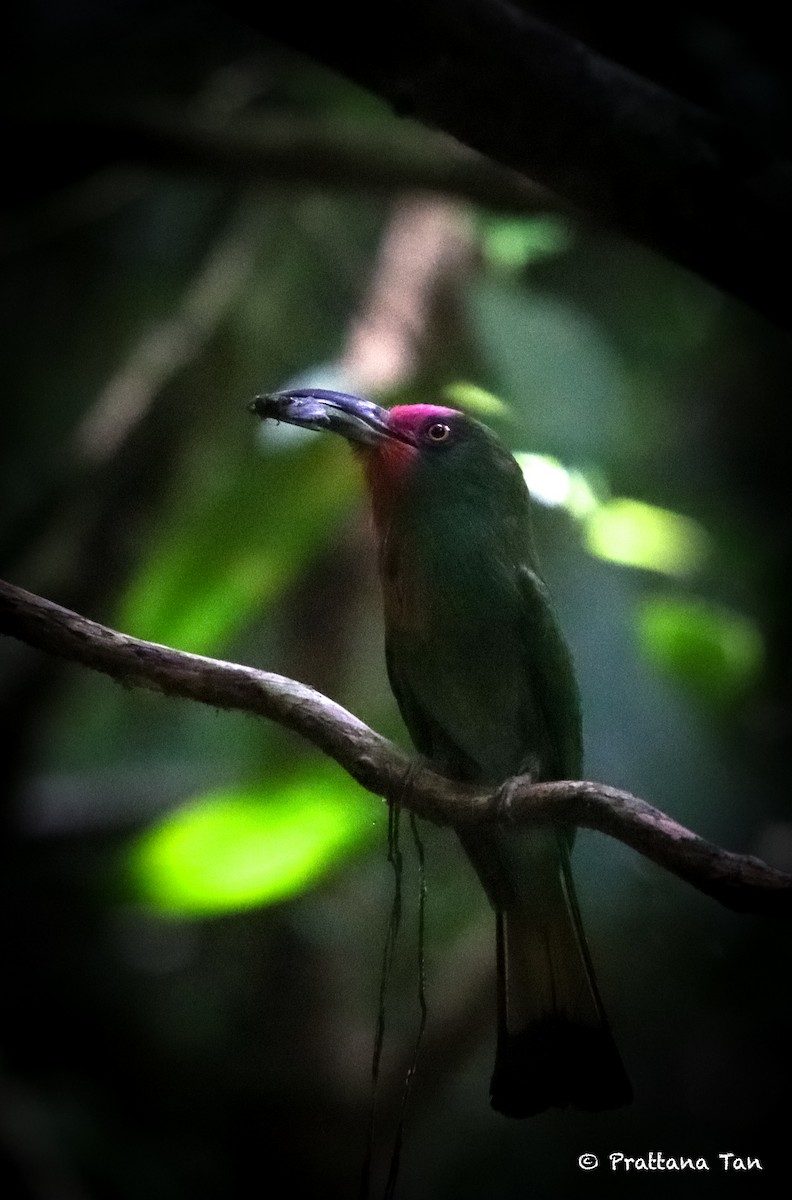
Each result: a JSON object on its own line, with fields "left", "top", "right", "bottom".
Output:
{"left": 3, "top": 109, "right": 561, "bottom": 247}
{"left": 0, "top": 199, "right": 275, "bottom": 799}
{"left": 2, "top": 577, "right": 789, "bottom": 916}
{"left": 336, "top": 194, "right": 473, "bottom": 396}
{"left": 216, "top": 0, "right": 792, "bottom": 331}
{"left": 1, "top": 57, "right": 284, "bottom": 259}
{"left": 71, "top": 200, "right": 268, "bottom": 467}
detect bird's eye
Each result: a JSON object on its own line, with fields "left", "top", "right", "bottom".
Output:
{"left": 425, "top": 422, "right": 452, "bottom": 443}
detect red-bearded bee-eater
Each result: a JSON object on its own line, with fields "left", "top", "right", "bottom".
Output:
{"left": 250, "top": 388, "right": 632, "bottom": 1118}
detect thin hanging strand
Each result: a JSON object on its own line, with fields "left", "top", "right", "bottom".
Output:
{"left": 359, "top": 798, "right": 404, "bottom": 1200}
{"left": 383, "top": 810, "right": 429, "bottom": 1200}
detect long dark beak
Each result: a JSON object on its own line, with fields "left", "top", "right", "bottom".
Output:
{"left": 247, "top": 386, "right": 410, "bottom": 448}
{"left": 248, "top": 388, "right": 413, "bottom": 447}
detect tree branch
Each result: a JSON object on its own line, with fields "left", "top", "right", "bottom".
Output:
{"left": 217, "top": 0, "right": 792, "bottom": 329}
{"left": 1, "top": 577, "right": 789, "bottom": 915}
{"left": 4, "top": 107, "right": 561, "bottom": 250}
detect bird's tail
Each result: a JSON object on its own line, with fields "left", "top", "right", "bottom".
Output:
{"left": 487, "top": 832, "right": 631, "bottom": 1118}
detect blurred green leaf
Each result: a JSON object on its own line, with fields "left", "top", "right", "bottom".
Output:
{"left": 467, "top": 282, "right": 629, "bottom": 460}
{"left": 130, "top": 770, "right": 380, "bottom": 916}
{"left": 637, "top": 596, "right": 764, "bottom": 706}
{"left": 585, "top": 498, "right": 711, "bottom": 576}
{"left": 479, "top": 215, "right": 572, "bottom": 272}
{"left": 117, "top": 441, "right": 355, "bottom": 654}
{"left": 441, "top": 381, "right": 510, "bottom": 419}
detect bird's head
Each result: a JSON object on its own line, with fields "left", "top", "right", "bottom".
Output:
{"left": 249, "top": 388, "right": 527, "bottom": 531}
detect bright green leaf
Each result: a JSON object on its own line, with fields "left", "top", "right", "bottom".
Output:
{"left": 480, "top": 215, "right": 572, "bottom": 272}
{"left": 117, "top": 441, "right": 355, "bottom": 654}
{"left": 130, "top": 773, "right": 380, "bottom": 917}
{"left": 585, "top": 498, "right": 711, "bottom": 576}
{"left": 442, "top": 381, "right": 511, "bottom": 419}
{"left": 638, "top": 596, "right": 764, "bottom": 706}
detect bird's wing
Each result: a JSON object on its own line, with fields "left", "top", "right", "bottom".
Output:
{"left": 515, "top": 564, "right": 584, "bottom": 782}
{"left": 385, "top": 638, "right": 481, "bottom": 782}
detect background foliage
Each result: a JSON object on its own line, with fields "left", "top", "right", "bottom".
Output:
{"left": 2, "top": 3, "right": 790, "bottom": 1196}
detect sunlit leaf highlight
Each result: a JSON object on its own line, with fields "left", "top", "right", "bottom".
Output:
{"left": 442, "top": 381, "right": 511, "bottom": 418}
{"left": 130, "top": 775, "right": 379, "bottom": 916}
{"left": 584, "top": 498, "right": 711, "bottom": 576}
{"left": 480, "top": 215, "right": 572, "bottom": 272}
{"left": 517, "top": 452, "right": 599, "bottom": 518}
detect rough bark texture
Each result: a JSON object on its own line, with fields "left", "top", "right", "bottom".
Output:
{"left": 2, "top": 577, "right": 789, "bottom": 915}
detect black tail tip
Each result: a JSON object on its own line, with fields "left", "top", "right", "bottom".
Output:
{"left": 490, "top": 1018, "right": 632, "bottom": 1119}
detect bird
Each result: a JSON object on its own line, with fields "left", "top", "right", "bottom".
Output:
{"left": 250, "top": 387, "right": 631, "bottom": 1117}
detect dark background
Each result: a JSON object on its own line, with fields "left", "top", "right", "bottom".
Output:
{"left": 1, "top": 3, "right": 790, "bottom": 1197}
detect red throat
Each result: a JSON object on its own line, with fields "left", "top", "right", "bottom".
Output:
{"left": 359, "top": 437, "right": 417, "bottom": 532}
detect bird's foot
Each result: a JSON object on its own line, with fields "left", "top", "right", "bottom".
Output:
{"left": 493, "top": 756, "right": 540, "bottom": 823}
{"left": 492, "top": 778, "right": 518, "bottom": 824}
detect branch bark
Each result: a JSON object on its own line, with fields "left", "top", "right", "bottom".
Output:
{"left": 4, "top": 107, "right": 561, "bottom": 257}
{"left": 1, "top": 577, "right": 789, "bottom": 915}
{"left": 216, "top": 0, "right": 792, "bottom": 330}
